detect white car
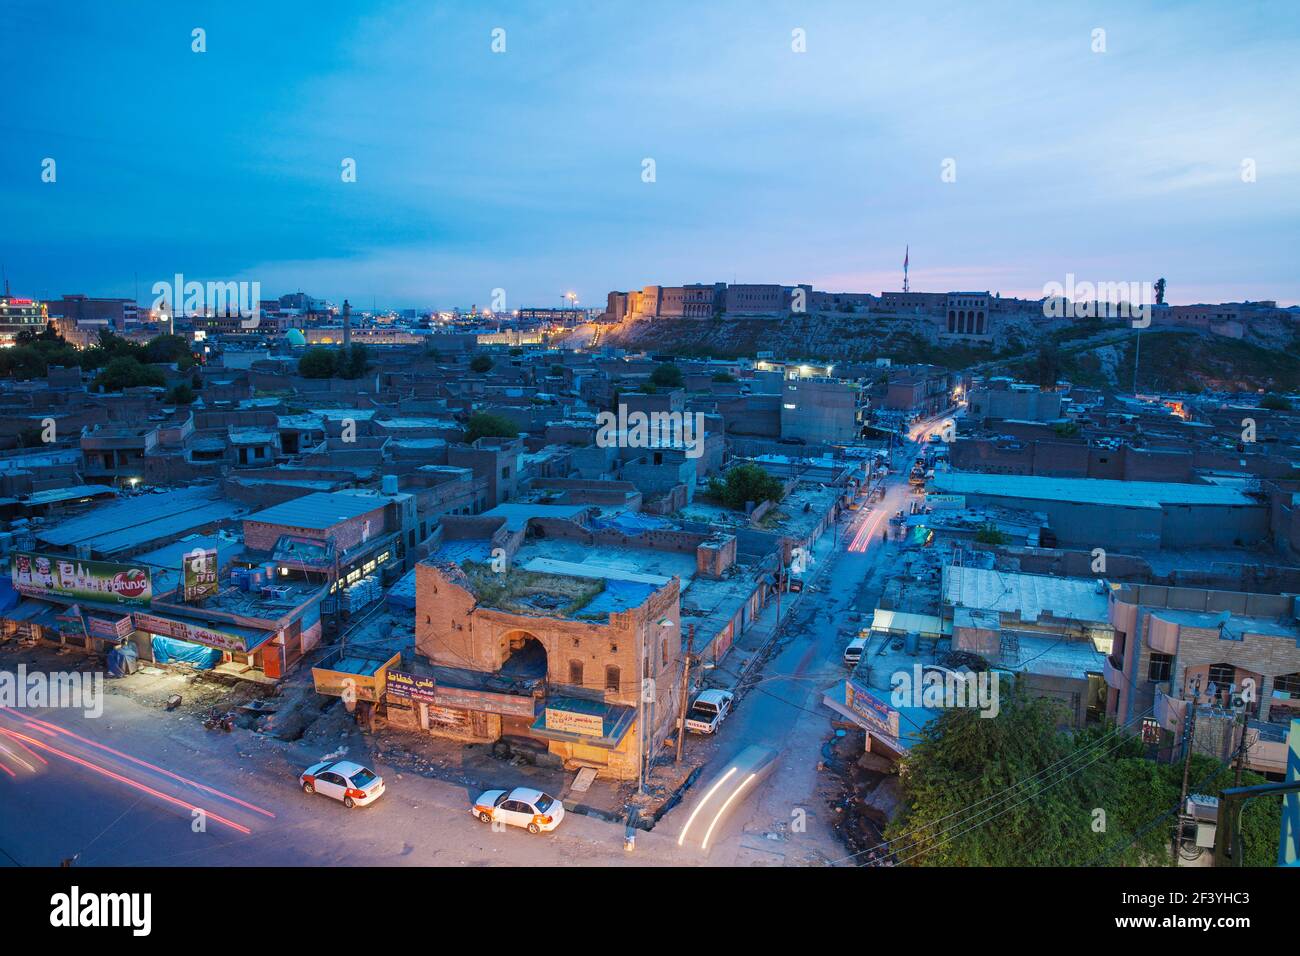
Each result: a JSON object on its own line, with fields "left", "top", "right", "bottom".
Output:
{"left": 470, "top": 786, "right": 565, "bottom": 833}
{"left": 300, "top": 759, "right": 385, "bottom": 808}
{"left": 684, "top": 689, "right": 735, "bottom": 734}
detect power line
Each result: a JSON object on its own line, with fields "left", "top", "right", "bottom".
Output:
{"left": 886, "top": 724, "right": 1150, "bottom": 867}
{"left": 829, "top": 706, "right": 1155, "bottom": 866}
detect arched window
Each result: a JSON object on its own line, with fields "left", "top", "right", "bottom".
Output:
{"left": 568, "top": 660, "right": 584, "bottom": 685}
{"left": 948, "top": 310, "right": 956, "bottom": 333}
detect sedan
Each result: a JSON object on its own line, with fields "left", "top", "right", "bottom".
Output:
{"left": 470, "top": 786, "right": 565, "bottom": 833}
{"left": 300, "top": 760, "right": 385, "bottom": 808}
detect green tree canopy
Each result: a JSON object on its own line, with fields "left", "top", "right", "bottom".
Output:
{"left": 143, "top": 334, "right": 198, "bottom": 369}
{"left": 93, "top": 356, "right": 165, "bottom": 392}
{"left": 884, "top": 692, "right": 1281, "bottom": 866}
{"left": 338, "top": 344, "right": 370, "bottom": 379}
{"left": 466, "top": 411, "right": 519, "bottom": 443}
{"left": 469, "top": 354, "right": 494, "bottom": 373}
{"left": 706, "top": 463, "right": 785, "bottom": 511}
{"left": 650, "top": 362, "right": 684, "bottom": 389}
{"left": 298, "top": 346, "right": 338, "bottom": 379}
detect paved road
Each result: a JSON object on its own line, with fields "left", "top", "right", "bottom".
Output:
{"left": 664, "top": 442, "right": 922, "bottom": 866}
{"left": 0, "top": 701, "right": 681, "bottom": 867}
{"left": 0, "top": 431, "right": 940, "bottom": 869}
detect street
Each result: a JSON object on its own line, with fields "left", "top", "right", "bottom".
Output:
{"left": 0, "top": 428, "right": 939, "bottom": 869}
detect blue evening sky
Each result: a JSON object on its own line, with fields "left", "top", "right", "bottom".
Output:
{"left": 2, "top": 0, "right": 1297, "bottom": 309}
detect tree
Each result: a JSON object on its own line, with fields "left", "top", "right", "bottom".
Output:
{"left": 1259, "top": 394, "right": 1291, "bottom": 411}
{"left": 711, "top": 372, "right": 736, "bottom": 383}
{"left": 706, "top": 463, "right": 785, "bottom": 511}
{"left": 974, "top": 523, "right": 1009, "bottom": 545}
{"left": 1034, "top": 343, "right": 1061, "bottom": 389}
{"left": 469, "top": 354, "right": 494, "bottom": 373}
{"left": 885, "top": 693, "right": 1281, "bottom": 867}
{"left": 93, "top": 357, "right": 165, "bottom": 392}
{"left": 166, "top": 382, "right": 196, "bottom": 405}
{"left": 144, "top": 334, "right": 198, "bottom": 369}
{"left": 466, "top": 411, "right": 518, "bottom": 442}
{"left": 298, "top": 347, "right": 337, "bottom": 379}
{"left": 650, "top": 362, "right": 684, "bottom": 389}
{"left": 338, "top": 344, "right": 370, "bottom": 379}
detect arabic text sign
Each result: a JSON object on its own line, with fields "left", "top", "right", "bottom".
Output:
{"left": 544, "top": 707, "right": 604, "bottom": 737}
{"left": 12, "top": 551, "right": 153, "bottom": 606}
{"left": 132, "top": 612, "right": 248, "bottom": 652}
{"left": 385, "top": 669, "right": 439, "bottom": 704}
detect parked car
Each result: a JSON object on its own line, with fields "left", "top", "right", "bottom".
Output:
{"left": 300, "top": 760, "right": 385, "bottom": 808}
{"left": 470, "top": 786, "right": 565, "bottom": 833}
{"left": 684, "top": 689, "right": 735, "bottom": 734}
{"left": 844, "top": 635, "right": 869, "bottom": 667}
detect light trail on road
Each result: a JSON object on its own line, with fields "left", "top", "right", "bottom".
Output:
{"left": 0, "top": 706, "right": 276, "bottom": 818}
{"left": 676, "top": 746, "right": 778, "bottom": 852}
{"left": 0, "top": 725, "right": 253, "bottom": 835}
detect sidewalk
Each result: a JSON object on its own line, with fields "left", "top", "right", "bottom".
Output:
{"left": 707, "top": 520, "right": 844, "bottom": 695}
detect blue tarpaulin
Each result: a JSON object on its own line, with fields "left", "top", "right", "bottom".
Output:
{"left": 151, "top": 635, "right": 221, "bottom": 670}
{"left": 107, "top": 640, "right": 139, "bottom": 677}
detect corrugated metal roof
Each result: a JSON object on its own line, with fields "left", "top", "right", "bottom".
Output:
{"left": 246, "top": 491, "right": 387, "bottom": 530}
{"left": 930, "top": 472, "right": 1256, "bottom": 508}
{"left": 36, "top": 485, "right": 237, "bottom": 551}
{"left": 944, "top": 565, "right": 1109, "bottom": 625}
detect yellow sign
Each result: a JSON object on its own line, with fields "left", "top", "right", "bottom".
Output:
{"left": 544, "top": 707, "right": 604, "bottom": 737}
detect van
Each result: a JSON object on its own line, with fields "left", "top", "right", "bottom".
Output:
{"left": 843, "top": 635, "right": 869, "bottom": 667}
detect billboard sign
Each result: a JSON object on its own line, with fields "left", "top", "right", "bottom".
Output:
{"left": 132, "top": 612, "right": 250, "bottom": 652}
{"left": 182, "top": 547, "right": 219, "bottom": 603}
{"left": 11, "top": 551, "right": 152, "bottom": 606}
{"left": 385, "top": 669, "right": 439, "bottom": 704}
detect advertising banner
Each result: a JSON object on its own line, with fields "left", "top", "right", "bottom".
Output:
{"left": 182, "top": 547, "right": 219, "bottom": 603}
{"left": 132, "top": 612, "right": 249, "bottom": 653}
{"left": 11, "top": 551, "right": 152, "bottom": 606}
{"left": 385, "top": 669, "right": 439, "bottom": 704}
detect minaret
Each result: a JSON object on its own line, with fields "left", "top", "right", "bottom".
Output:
{"left": 342, "top": 299, "right": 351, "bottom": 349}
{"left": 903, "top": 245, "right": 910, "bottom": 293}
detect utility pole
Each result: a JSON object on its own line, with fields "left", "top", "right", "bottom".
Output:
{"left": 1173, "top": 689, "right": 1199, "bottom": 866}
{"left": 674, "top": 624, "right": 696, "bottom": 763}
{"left": 638, "top": 628, "right": 647, "bottom": 794}
{"left": 1132, "top": 327, "right": 1141, "bottom": 396}
{"left": 1233, "top": 697, "right": 1250, "bottom": 787}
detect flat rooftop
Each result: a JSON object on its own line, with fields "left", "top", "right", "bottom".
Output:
{"left": 944, "top": 565, "right": 1110, "bottom": 625}
{"left": 930, "top": 472, "right": 1258, "bottom": 508}
{"left": 246, "top": 490, "right": 395, "bottom": 529}
{"left": 35, "top": 485, "right": 245, "bottom": 555}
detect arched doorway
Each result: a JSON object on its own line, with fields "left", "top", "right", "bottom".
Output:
{"left": 500, "top": 630, "right": 548, "bottom": 683}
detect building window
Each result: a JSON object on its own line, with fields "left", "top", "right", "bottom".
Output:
{"left": 1206, "top": 662, "right": 1236, "bottom": 701}
{"left": 568, "top": 661, "right": 584, "bottom": 685}
{"left": 1147, "top": 653, "right": 1173, "bottom": 683}
{"left": 605, "top": 666, "right": 620, "bottom": 693}
{"left": 662, "top": 638, "right": 669, "bottom": 667}
{"left": 1273, "top": 672, "right": 1300, "bottom": 697}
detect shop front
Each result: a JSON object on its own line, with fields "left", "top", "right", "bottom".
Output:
{"left": 530, "top": 695, "right": 637, "bottom": 777}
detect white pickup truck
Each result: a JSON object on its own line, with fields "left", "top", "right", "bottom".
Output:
{"left": 684, "top": 689, "right": 735, "bottom": 735}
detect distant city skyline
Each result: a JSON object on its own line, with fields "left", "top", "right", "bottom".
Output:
{"left": 3, "top": 0, "right": 1298, "bottom": 309}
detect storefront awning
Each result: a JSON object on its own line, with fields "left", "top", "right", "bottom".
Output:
{"left": 530, "top": 696, "right": 635, "bottom": 749}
